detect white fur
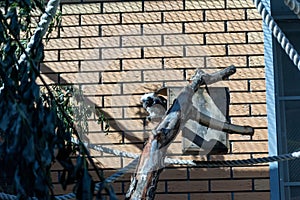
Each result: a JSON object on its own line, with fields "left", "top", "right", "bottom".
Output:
{"left": 141, "top": 92, "right": 155, "bottom": 102}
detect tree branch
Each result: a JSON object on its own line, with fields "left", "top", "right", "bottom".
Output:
{"left": 126, "top": 66, "right": 242, "bottom": 200}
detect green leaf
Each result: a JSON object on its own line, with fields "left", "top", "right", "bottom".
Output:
{"left": 76, "top": 168, "right": 94, "bottom": 200}
{"left": 22, "top": 135, "right": 35, "bottom": 164}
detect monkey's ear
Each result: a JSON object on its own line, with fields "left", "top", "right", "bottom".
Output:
{"left": 155, "top": 87, "right": 168, "bottom": 96}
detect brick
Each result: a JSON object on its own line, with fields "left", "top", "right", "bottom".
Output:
{"left": 206, "top": 56, "right": 247, "bottom": 67}
{"left": 41, "top": 61, "right": 79, "bottom": 73}
{"left": 226, "top": 0, "right": 255, "bottom": 8}
{"left": 190, "top": 193, "right": 231, "bottom": 200}
{"left": 164, "top": 57, "right": 205, "bottom": 68}
{"left": 122, "top": 82, "right": 163, "bottom": 94}
{"left": 213, "top": 80, "right": 248, "bottom": 91}
{"left": 103, "top": 1, "right": 142, "bottom": 13}
{"left": 229, "top": 104, "right": 250, "bottom": 116}
{"left": 101, "top": 47, "right": 141, "bottom": 59}
{"left": 247, "top": 9, "right": 262, "bottom": 20}
{"left": 252, "top": 129, "right": 268, "bottom": 140}
{"left": 122, "top": 12, "right": 161, "bottom": 24}
{"left": 167, "top": 180, "right": 208, "bottom": 192}
{"left": 232, "top": 67, "right": 265, "bottom": 79}
{"left": 248, "top": 32, "right": 264, "bottom": 43}
{"left": 123, "top": 107, "right": 146, "bottom": 118}
{"left": 99, "top": 157, "right": 122, "bottom": 168}
{"left": 81, "top": 60, "right": 120, "bottom": 72}
{"left": 86, "top": 97, "right": 107, "bottom": 111}
{"left": 211, "top": 179, "right": 252, "bottom": 191}
{"left": 123, "top": 132, "right": 148, "bottom": 143}
{"left": 250, "top": 79, "right": 266, "bottom": 91}
{"left": 206, "top": 33, "right": 246, "bottom": 44}
{"left": 122, "top": 59, "right": 162, "bottom": 70}
{"left": 81, "top": 13, "right": 120, "bottom": 25}
{"left": 231, "top": 116, "right": 267, "bottom": 128}
{"left": 81, "top": 36, "right": 120, "bottom": 48}
{"left": 249, "top": 56, "right": 264, "bottom": 66}
{"left": 167, "top": 142, "right": 185, "bottom": 154}
{"left": 144, "top": 1, "right": 183, "bottom": 11}
{"left": 155, "top": 194, "right": 187, "bottom": 200}
{"left": 164, "top": 34, "right": 203, "bottom": 45}
{"left": 210, "top": 154, "right": 251, "bottom": 161}
{"left": 234, "top": 192, "right": 270, "bottom": 200}
{"left": 45, "top": 38, "right": 79, "bottom": 49}
{"left": 108, "top": 119, "right": 144, "bottom": 131}
{"left": 164, "top": 10, "right": 203, "bottom": 22}
{"left": 87, "top": 132, "right": 125, "bottom": 145}
{"left": 185, "top": 0, "right": 225, "bottom": 9}
{"left": 254, "top": 179, "right": 270, "bottom": 190}
{"left": 227, "top": 20, "right": 263, "bottom": 32}
{"left": 186, "top": 45, "right": 226, "bottom": 57}
{"left": 82, "top": 84, "right": 121, "bottom": 95}
{"left": 60, "top": 49, "right": 99, "bottom": 61}
{"left": 143, "top": 23, "right": 182, "bottom": 35}
{"left": 160, "top": 168, "right": 187, "bottom": 180}
{"left": 44, "top": 50, "right": 58, "bottom": 61}
{"left": 60, "top": 26, "right": 99, "bottom": 37}
{"left": 228, "top": 44, "right": 264, "bottom": 55}
{"left": 164, "top": 81, "right": 187, "bottom": 87}
{"left": 185, "top": 21, "right": 224, "bottom": 33}
{"left": 86, "top": 120, "right": 103, "bottom": 132}
{"left": 102, "top": 24, "right": 141, "bottom": 36}
{"left": 189, "top": 167, "right": 230, "bottom": 179}
{"left": 62, "top": 3, "right": 100, "bottom": 14}
{"left": 104, "top": 95, "right": 141, "bottom": 107}
{"left": 60, "top": 72, "right": 99, "bottom": 84}
{"left": 144, "top": 69, "right": 184, "bottom": 81}
{"left": 206, "top": 9, "right": 245, "bottom": 21}
{"left": 36, "top": 74, "right": 57, "bottom": 85}
{"left": 144, "top": 46, "right": 183, "bottom": 58}
{"left": 232, "top": 141, "right": 268, "bottom": 153}
{"left": 102, "top": 71, "right": 141, "bottom": 83}
{"left": 251, "top": 104, "right": 267, "bottom": 115}
{"left": 61, "top": 15, "right": 79, "bottom": 26}
{"left": 232, "top": 166, "right": 269, "bottom": 178}
{"left": 122, "top": 35, "right": 162, "bottom": 47}
{"left": 230, "top": 92, "right": 266, "bottom": 103}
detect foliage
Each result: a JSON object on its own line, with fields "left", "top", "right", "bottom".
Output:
{"left": 0, "top": 1, "right": 111, "bottom": 199}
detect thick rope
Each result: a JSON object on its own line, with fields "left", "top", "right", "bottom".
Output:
{"left": 284, "top": 0, "right": 300, "bottom": 18}
{"left": 195, "top": 150, "right": 300, "bottom": 167}
{"left": 89, "top": 143, "right": 197, "bottom": 166}
{"left": 18, "top": 0, "right": 60, "bottom": 65}
{"left": 253, "top": 0, "right": 300, "bottom": 70}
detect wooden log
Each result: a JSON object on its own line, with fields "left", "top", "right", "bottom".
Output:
{"left": 125, "top": 66, "right": 250, "bottom": 200}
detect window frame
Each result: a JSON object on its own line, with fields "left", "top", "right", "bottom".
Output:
{"left": 264, "top": 0, "right": 300, "bottom": 199}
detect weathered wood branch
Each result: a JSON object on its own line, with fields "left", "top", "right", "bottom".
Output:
{"left": 125, "top": 66, "right": 252, "bottom": 200}
{"left": 190, "top": 107, "right": 254, "bottom": 136}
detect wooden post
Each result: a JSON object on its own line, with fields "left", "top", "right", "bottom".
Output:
{"left": 125, "top": 66, "right": 254, "bottom": 200}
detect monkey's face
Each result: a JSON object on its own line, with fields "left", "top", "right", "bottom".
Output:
{"left": 141, "top": 93, "right": 168, "bottom": 122}
{"left": 141, "top": 93, "right": 155, "bottom": 109}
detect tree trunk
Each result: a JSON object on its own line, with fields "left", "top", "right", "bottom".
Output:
{"left": 125, "top": 66, "right": 254, "bottom": 200}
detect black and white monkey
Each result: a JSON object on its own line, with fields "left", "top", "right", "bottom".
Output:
{"left": 140, "top": 91, "right": 167, "bottom": 122}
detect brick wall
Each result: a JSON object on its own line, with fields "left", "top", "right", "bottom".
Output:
{"left": 42, "top": 0, "right": 269, "bottom": 199}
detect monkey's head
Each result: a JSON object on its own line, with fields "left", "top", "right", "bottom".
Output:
{"left": 140, "top": 92, "right": 167, "bottom": 121}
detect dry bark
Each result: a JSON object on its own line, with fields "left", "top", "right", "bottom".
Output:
{"left": 125, "top": 66, "right": 254, "bottom": 200}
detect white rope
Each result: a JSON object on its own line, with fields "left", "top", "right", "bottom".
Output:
{"left": 253, "top": 0, "right": 300, "bottom": 70}
{"left": 284, "top": 0, "right": 300, "bottom": 18}
{"left": 89, "top": 143, "right": 196, "bottom": 166}
{"left": 18, "top": 0, "right": 61, "bottom": 65}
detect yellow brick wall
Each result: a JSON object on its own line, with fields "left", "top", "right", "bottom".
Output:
{"left": 42, "top": 0, "right": 269, "bottom": 199}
